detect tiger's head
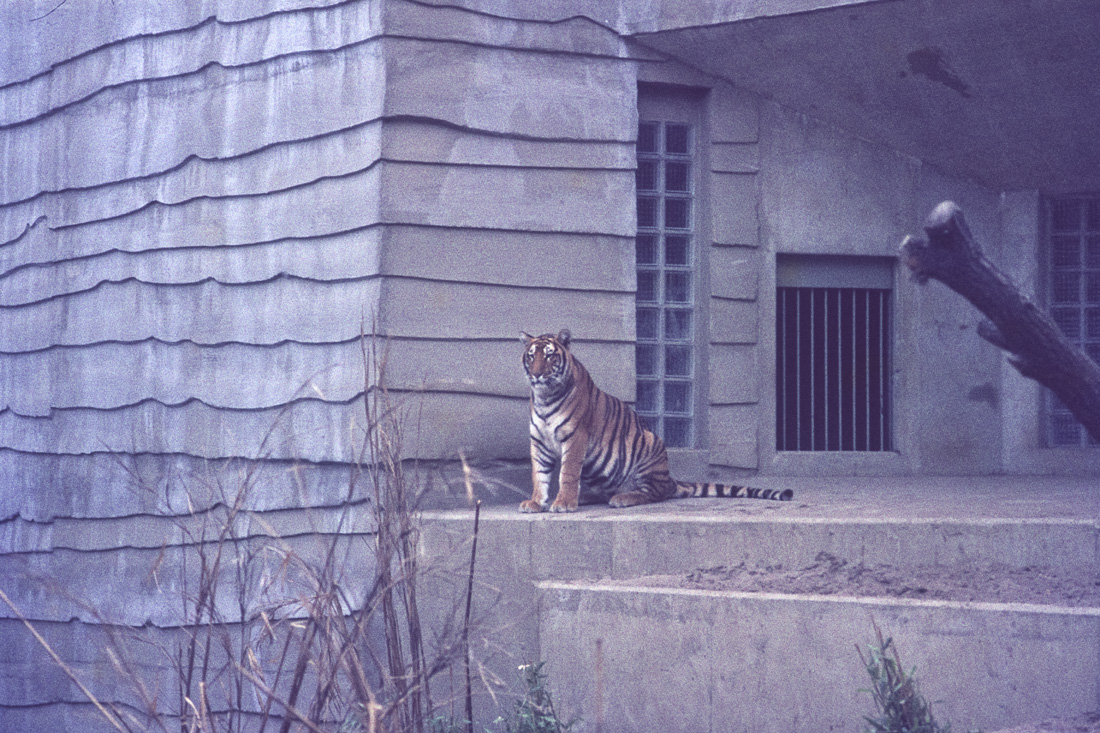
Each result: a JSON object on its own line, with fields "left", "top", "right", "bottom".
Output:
{"left": 521, "top": 329, "right": 572, "bottom": 391}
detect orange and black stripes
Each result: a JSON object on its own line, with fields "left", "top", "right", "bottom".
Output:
{"left": 675, "top": 482, "right": 793, "bottom": 501}
{"left": 519, "top": 329, "right": 794, "bottom": 512}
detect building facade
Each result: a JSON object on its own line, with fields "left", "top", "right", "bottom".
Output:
{"left": 1, "top": 0, "right": 1099, "bottom": 727}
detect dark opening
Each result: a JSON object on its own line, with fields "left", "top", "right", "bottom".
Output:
{"left": 776, "top": 287, "right": 892, "bottom": 452}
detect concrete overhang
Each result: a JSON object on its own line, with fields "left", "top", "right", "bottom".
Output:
{"left": 630, "top": 0, "right": 1100, "bottom": 194}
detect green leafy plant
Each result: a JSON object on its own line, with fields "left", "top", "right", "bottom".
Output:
{"left": 496, "top": 662, "right": 577, "bottom": 733}
{"left": 427, "top": 714, "right": 471, "bottom": 733}
{"left": 858, "top": 623, "right": 951, "bottom": 733}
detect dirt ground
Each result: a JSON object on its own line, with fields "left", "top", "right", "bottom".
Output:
{"left": 672, "top": 551, "right": 1100, "bottom": 607}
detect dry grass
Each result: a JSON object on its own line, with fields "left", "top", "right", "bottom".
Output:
{"left": 4, "top": 328, "right": 487, "bottom": 733}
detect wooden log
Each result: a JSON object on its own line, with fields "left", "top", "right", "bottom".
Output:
{"left": 900, "top": 201, "right": 1100, "bottom": 443}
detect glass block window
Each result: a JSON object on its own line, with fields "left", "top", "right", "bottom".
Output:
{"left": 636, "top": 120, "right": 695, "bottom": 448}
{"left": 1045, "top": 196, "right": 1100, "bottom": 447}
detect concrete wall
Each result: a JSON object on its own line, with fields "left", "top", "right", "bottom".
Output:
{"left": 1, "top": 0, "right": 388, "bottom": 466}
{"left": 371, "top": 0, "right": 642, "bottom": 461}
{"left": 0, "top": 0, "right": 642, "bottom": 727}
{"left": 540, "top": 583, "right": 1100, "bottom": 733}
{"left": 421, "top": 493, "right": 1100, "bottom": 733}
{"left": 755, "top": 102, "right": 1005, "bottom": 475}
{"left": 635, "top": 53, "right": 1089, "bottom": 478}
{"left": 751, "top": 98, "right": 1099, "bottom": 475}
{"left": 0, "top": 1, "right": 390, "bottom": 727}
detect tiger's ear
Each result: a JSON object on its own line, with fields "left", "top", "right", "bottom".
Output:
{"left": 556, "top": 329, "right": 572, "bottom": 347}
{"left": 520, "top": 331, "right": 536, "bottom": 346}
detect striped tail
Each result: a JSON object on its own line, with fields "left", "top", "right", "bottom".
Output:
{"left": 674, "top": 481, "right": 793, "bottom": 502}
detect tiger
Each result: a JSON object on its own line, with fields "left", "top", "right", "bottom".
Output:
{"left": 519, "top": 329, "right": 793, "bottom": 512}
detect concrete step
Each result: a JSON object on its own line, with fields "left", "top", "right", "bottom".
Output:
{"left": 537, "top": 580, "right": 1100, "bottom": 733}
{"left": 419, "top": 477, "right": 1100, "bottom": 732}
{"left": 424, "top": 505, "right": 1099, "bottom": 586}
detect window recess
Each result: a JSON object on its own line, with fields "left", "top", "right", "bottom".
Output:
{"left": 776, "top": 255, "right": 894, "bottom": 452}
{"left": 636, "top": 119, "right": 695, "bottom": 448}
{"left": 1045, "top": 196, "right": 1100, "bottom": 447}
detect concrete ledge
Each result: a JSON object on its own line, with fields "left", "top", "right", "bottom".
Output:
{"left": 537, "top": 581, "right": 1100, "bottom": 733}
{"left": 422, "top": 506, "right": 1100, "bottom": 579}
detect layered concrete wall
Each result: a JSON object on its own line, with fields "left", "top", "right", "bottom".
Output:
{"left": 0, "top": 455, "right": 379, "bottom": 730}
{"left": 0, "top": 1, "right": 390, "bottom": 728}
{"left": 371, "top": 0, "right": 643, "bottom": 461}
{"left": 1, "top": 0, "right": 388, "bottom": 467}
{"left": 0, "top": 0, "right": 646, "bottom": 727}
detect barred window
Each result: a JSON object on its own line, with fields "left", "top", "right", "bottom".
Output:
{"left": 1045, "top": 196, "right": 1100, "bottom": 447}
{"left": 776, "top": 256, "right": 894, "bottom": 452}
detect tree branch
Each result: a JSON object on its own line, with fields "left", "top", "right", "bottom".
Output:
{"left": 900, "top": 201, "right": 1100, "bottom": 443}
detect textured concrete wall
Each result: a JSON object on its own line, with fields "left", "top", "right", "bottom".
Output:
{"left": 0, "top": 454, "right": 380, "bottom": 730}
{"left": 0, "top": 0, "right": 643, "bottom": 727}
{"left": 422, "top": 497, "right": 1100, "bottom": 733}
{"left": 755, "top": 101, "right": 1028, "bottom": 475}
{"left": 373, "top": 0, "right": 642, "bottom": 462}
{"left": 1, "top": 0, "right": 388, "bottom": 465}
{"left": 0, "top": 1, "right": 389, "bottom": 727}
{"left": 540, "top": 583, "right": 1100, "bottom": 733}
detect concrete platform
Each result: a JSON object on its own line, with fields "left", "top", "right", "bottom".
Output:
{"left": 419, "top": 476, "right": 1100, "bottom": 732}
{"left": 538, "top": 582, "right": 1100, "bottom": 733}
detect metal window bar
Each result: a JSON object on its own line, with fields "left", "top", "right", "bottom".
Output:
{"left": 776, "top": 286, "right": 892, "bottom": 451}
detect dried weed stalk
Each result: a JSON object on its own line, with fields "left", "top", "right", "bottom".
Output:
{"left": 6, "top": 328, "right": 485, "bottom": 733}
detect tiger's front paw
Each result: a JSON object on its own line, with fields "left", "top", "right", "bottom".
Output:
{"left": 549, "top": 499, "right": 578, "bottom": 513}
{"left": 519, "top": 500, "right": 546, "bottom": 513}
